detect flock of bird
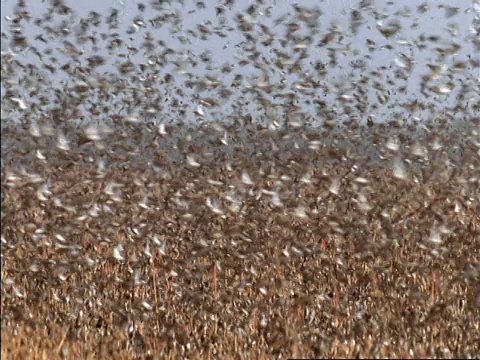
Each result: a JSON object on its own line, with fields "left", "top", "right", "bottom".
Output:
{"left": 1, "top": 0, "right": 480, "bottom": 358}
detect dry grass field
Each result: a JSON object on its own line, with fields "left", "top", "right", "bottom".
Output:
{"left": 2, "top": 122, "right": 479, "bottom": 359}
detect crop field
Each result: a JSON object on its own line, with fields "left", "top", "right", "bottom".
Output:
{"left": 2, "top": 121, "right": 480, "bottom": 359}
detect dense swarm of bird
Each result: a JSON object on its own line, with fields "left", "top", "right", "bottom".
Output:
{"left": 1, "top": 0, "right": 480, "bottom": 358}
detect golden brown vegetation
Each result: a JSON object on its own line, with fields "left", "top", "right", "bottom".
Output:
{"left": 2, "top": 122, "right": 479, "bottom": 359}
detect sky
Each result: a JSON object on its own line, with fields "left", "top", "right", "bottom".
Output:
{"left": 1, "top": 0, "right": 479, "bottom": 126}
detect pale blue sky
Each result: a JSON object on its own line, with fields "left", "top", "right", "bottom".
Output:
{"left": 1, "top": 0, "right": 479, "bottom": 126}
